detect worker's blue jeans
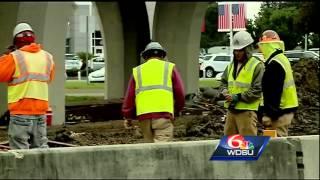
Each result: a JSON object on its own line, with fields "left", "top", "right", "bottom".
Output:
{"left": 8, "top": 115, "right": 48, "bottom": 149}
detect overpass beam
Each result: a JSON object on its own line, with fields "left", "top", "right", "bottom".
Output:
{"left": 153, "top": 2, "right": 209, "bottom": 94}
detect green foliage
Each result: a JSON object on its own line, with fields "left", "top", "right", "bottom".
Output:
{"left": 253, "top": 1, "right": 318, "bottom": 50}
{"left": 295, "top": 1, "right": 319, "bottom": 33}
{"left": 199, "top": 78, "right": 221, "bottom": 88}
{"left": 65, "top": 81, "right": 104, "bottom": 89}
{"left": 201, "top": 1, "right": 318, "bottom": 50}
{"left": 76, "top": 52, "right": 94, "bottom": 63}
{"left": 65, "top": 96, "right": 104, "bottom": 105}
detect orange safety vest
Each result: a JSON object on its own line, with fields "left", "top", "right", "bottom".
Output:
{"left": 8, "top": 50, "right": 53, "bottom": 104}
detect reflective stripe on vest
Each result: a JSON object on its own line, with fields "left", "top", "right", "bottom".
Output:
{"left": 269, "top": 54, "right": 298, "bottom": 109}
{"left": 135, "top": 61, "right": 172, "bottom": 95}
{"left": 8, "top": 50, "right": 53, "bottom": 103}
{"left": 8, "top": 50, "right": 52, "bottom": 85}
{"left": 133, "top": 59, "right": 174, "bottom": 116}
{"left": 225, "top": 57, "right": 262, "bottom": 110}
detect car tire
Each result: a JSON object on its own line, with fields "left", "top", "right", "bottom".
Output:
{"left": 205, "top": 68, "right": 217, "bottom": 78}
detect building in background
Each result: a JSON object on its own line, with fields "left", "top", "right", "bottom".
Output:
{"left": 66, "top": 3, "right": 104, "bottom": 58}
{"left": 66, "top": 2, "right": 156, "bottom": 58}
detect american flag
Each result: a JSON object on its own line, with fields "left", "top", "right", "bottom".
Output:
{"left": 218, "top": 3, "right": 246, "bottom": 32}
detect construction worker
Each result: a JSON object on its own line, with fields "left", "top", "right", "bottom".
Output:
{"left": 0, "top": 22, "right": 55, "bottom": 149}
{"left": 220, "top": 31, "right": 265, "bottom": 136}
{"left": 122, "top": 41, "right": 185, "bottom": 143}
{"left": 258, "top": 30, "right": 298, "bottom": 137}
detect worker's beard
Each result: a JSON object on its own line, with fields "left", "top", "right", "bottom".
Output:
{"left": 14, "top": 36, "right": 35, "bottom": 49}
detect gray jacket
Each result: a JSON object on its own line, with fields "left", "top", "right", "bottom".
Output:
{"left": 220, "top": 57, "right": 265, "bottom": 104}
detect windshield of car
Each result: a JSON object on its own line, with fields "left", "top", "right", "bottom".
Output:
{"left": 213, "top": 56, "right": 230, "bottom": 62}
{"left": 303, "top": 52, "right": 316, "bottom": 58}
{"left": 284, "top": 52, "right": 303, "bottom": 58}
{"left": 204, "top": 55, "right": 212, "bottom": 61}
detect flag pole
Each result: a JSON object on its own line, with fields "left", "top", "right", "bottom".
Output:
{"left": 229, "top": 3, "right": 233, "bottom": 57}
{"left": 304, "top": 33, "right": 308, "bottom": 51}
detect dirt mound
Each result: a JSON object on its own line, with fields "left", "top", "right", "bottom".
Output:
{"left": 290, "top": 59, "right": 319, "bottom": 135}
{"left": 182, "top": 58, "right": 319, "bottom": 137}
{"left": 47, "top": 121, "right": 144, "bottom": 146}
{"left": 293, "top": 58, "right": 319, "bottom": 94}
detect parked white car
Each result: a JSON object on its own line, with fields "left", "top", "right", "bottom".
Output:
{"left": 308, "top": 48, "right": 319, "bottom": 54}
{"left": 88, "top": 57, "right": 105, "bottom": 71}
{"left": 200, "top": 53, "right": 233, "bottom": 78}
{"left": 65, "top": 54, "right": 82, "bottom": 71}
{"left": 88, "top": 67, "right": 105, "bottom": 83}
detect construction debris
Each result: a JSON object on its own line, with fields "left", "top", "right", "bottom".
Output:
{"left": 289, "top": 58, "right": 319, "bottom": 135}
{"left": 180, "top": 58, "right": 319, "bottom": 138}
{"left": 0, "top": 59, "right": 318, "bottom": 146}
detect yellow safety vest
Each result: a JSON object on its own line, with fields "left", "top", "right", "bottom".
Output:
{"left": 133, "top": 58, "right": 175, "bottom": 116}
{"left": 8, "top": 50, "right": 53, "bottom": 103}
{"left": 225, "top": 57, "right": 261, "bottom": 110}
{"left": 269, "top": 54, "right": 298, "bottom": 109}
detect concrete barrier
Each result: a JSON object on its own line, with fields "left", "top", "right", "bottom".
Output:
{"left": 0, "top": 135, "right": 318, "bottom": 179}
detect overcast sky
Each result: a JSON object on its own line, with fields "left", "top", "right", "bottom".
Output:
{"left": 244, "top": 1, "right": 263, "bottom": 20}
{"left": 75, "top": 1, "right": 263, "bottom": 20}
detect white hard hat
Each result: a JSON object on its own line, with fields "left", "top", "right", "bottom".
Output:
{"left": 13, "top": 23, "right": 33, "bottom": 37}
{"left": 141, "top": 42, "right": 167, "bottom": 57}
{"left": 232, "top": 31, "right": 254, "bottom": 50}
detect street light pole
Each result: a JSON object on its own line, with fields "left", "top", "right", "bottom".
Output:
{"left": 304, "top": 33, "right": 308, "bottom": 51}
{"left": 229, "top": 3, "right": 233, "bottom": 58}
{"left": 86, "top": 15, "right": 89, "bottom": 84}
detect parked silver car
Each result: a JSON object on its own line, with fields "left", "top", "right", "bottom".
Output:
{"left": 284, "top": 51, "right": 319, "bottom": 62}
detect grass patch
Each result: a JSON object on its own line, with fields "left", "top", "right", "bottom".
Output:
{"left": 65, "top": 96, "right": 105, "bottom": 105}
{"left": 65, "top": 81, "right": 104, "bottom": 89}
{"left": 199, "top": 78, "right": 221, "bottom": 88}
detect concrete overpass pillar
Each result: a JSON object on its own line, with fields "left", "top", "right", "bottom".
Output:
{"left": 153, "top": 2, "right": 209, "bottom": 94}
{"left": 95, "top": 2, "right": 124, "bottom": 99}
{"left": 0, "top": 3, "right": 20, "bottom": 119}
{"left": 95, "top": 2, "right": 150, "bottom": 99}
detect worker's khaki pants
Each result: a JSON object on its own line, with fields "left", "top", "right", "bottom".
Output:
{"left": 139, "top": 118, "right": 174, "bottom": 143}
{"left": 8, "top": 115, "right": 49, "bottom": 149}
{"left": 224, "top": 110, "right": 258, "bottom": 136}
{"left": 267, "top": 112, "right": 294, "bottom": 137}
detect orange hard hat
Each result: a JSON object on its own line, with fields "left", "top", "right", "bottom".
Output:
{"left": 259, "top": 30, "right": 281, "bottom": 42}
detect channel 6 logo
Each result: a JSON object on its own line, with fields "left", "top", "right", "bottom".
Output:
{"left": 210, "top": 135, "right": 270, "bottom": 161}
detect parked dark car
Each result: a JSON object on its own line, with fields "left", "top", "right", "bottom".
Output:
{"left": 284, "top": 51, "right": 319, "bottom": 63}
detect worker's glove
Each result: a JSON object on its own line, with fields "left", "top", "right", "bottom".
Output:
{"left": 262, "top": 116, "right": 272, "bottom": 128}
{"left": 124, "top": 119, "right": 133, "bottom": 129}
{"left": 225, "top": 94, "right": 239, "bottom": 103}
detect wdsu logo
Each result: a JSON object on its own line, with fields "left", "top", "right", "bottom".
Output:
{"left": 210, "top": 135, "right": 270, "bottom": 161}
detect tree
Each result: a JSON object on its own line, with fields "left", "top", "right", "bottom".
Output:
{"left": 76, "top": 52, "right": 94, "bottom": 71}
{"left": 295, "top": 1, "right": 319, "bottom": 33}
{"left": 252, "top": 2, "right": 319, "bottom": 50}
{"left": 246, "top": 19, "right": 259, "bottom": 48}
{"left": 254, "top": 2, "right": 302, "bottom": 50}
